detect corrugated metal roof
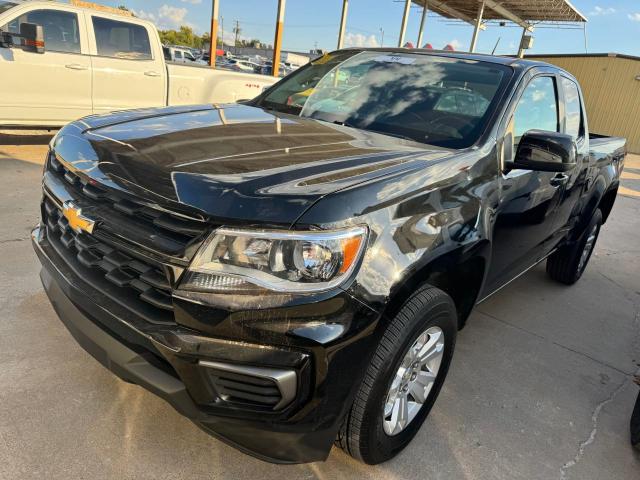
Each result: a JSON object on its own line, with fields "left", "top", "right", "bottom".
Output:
{"left": 414, "top": 0, "right": 586, "bottom": 23}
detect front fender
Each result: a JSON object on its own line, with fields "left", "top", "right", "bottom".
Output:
{"left": 296, "top": 149, "right": 498, "bottom": 318}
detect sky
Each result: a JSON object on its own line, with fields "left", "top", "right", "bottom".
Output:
{"left": 98, "top": 0, "right": 640, "bottom": 57}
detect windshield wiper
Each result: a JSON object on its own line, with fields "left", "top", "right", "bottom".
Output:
{"left": 337, "top": 122, "right": 416, "bottom": 142}
{"left": 364, "top": 129, "right": 416, "bottom": 142}
{"left": 332, "top": 120, "right": 357, "bottom": 128}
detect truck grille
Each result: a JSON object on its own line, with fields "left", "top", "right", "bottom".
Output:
{"left": 44, "top": 197, "right": 176, "bottom": 324}
{"left": 42, "top": 151, "right": 213, "bottom": 325}
{"left": 48, "top": 154, "right": 208, "bottom": 259}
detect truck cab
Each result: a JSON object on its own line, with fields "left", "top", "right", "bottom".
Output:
{"left": 0, "top": 1, "right": 167, "bottom": 124}
{"left": 0, "top": 0, "right": 276, "bottom": 126}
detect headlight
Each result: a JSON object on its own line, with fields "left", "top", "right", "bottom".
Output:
{"left": 180, "top": 226, "right": 368, "bottom": 294}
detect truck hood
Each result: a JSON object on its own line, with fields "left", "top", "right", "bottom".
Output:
{"left": 52, "top": 103, "right": 454, "bottom": 225}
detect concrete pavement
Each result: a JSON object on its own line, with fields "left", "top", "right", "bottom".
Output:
{"left": 1, "top": 137, "right": 638, "bottom": 479}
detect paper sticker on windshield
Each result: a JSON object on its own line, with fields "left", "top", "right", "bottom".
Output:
{"left": 373, "top": 55, "right": 415, "bottom": 65}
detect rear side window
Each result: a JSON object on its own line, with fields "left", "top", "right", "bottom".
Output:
{"left": 92, "top": 16, "right": 151, "bottom": 60}
{"left": 561, "top": 77, "right": 583, "bottom": 140}
{"left": 2, "top": 9, "right": 81, "bottom": 53}
{"left": 174, "top": 50, "right": 182, "bottom": 60}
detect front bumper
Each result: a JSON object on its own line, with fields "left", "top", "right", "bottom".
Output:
{"left": 32, "top": 225, "right": 380, "bottom": 464}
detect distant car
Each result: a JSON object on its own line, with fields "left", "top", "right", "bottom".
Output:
{"left": 226, "top": 58, "right": 257, "bottom": 73}
{"left": 164, "top": 46, "right": 206, "bottom": 65}
{"left": 260, "top": 62, "right": 288, "bottom": 77}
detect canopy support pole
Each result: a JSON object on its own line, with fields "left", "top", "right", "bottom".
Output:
{"left": 398, "top": 0, "right": 411, "bottom": 47}
{"left": 469, "top": 0, "right": 485, "bottom": 53}
{"left": 272, "top": 0, "right": 286, "bottom": 77}
{"left": 208, "top": 0, "right": 219, "bottom": 67}
{"left": 337, "top": 0, "right": 349, "bottom": 49}
{"left": 517, "top": 26, "right": 534, "bottom": 58}
{"left": 417, "top": 1, "right": 428, "bottom": 48}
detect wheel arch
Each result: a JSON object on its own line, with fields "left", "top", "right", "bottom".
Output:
{"left": 381, "top": 242, "right": 490, "bottom": 330}
{"left": 574, "top": 176, "right": 612, "bottom": 237}
{"left": 598, "top": 183, "right": 619, "bottom": 224}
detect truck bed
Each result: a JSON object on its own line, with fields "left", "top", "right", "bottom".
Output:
{"left": 166, "top": 63, "right": 277, "bottom": 106}
{"left": 589, "top": 133, "right": 627, "bottom": 160}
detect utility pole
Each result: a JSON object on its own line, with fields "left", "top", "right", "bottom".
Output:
{"left": 234, "top": 19, "right": 240, "bottom": 54}
{"left": 380, "top": 27, "right": 384, "bottom": 47}
{"left": 220, "top": 16, "right": 224, "bottom": 52}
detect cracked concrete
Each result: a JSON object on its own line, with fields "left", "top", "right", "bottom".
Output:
{"left": 0, "top": 143, "right": 638, "bottom": 479}
{"left": 560, "top": 376, "right": 630, "bottom": 479}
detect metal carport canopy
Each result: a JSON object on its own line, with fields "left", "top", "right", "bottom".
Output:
{"left": 418, "top": 0, "right": 587, "bottom": 23}
{"left": 406, "top": 0, "right": 586, "bottom": 56}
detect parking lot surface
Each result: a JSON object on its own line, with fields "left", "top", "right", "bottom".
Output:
{"left": 1, "top": 134, "right": 639, "bottom": 479}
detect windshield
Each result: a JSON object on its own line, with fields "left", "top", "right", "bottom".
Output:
{"left": 255, "top": 51, "right": 510, "bottom": 149}
{"left": 0, "top": 1, "right": 16, "bottom": 16}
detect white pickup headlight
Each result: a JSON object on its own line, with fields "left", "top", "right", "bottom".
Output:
{"left": 180, "top": 226, "right": 368, "bottom": 293}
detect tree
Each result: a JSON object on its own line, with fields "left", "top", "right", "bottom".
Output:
{"left": 117, "top": 5, "right": 134, "bottom": 16}
{"left": 155, "top": 23, "right": 263, "bottom": 52}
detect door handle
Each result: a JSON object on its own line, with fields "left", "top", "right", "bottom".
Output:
{"left": 550, "top": 173, "right": 569, "bottom": 187}
{"left": 65, "top": 63, "right": 89, "bottom": 70}
{"left": 144, "top": 71, "right": 161, "bottom": 77}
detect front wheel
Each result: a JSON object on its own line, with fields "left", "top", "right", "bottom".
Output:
{"left": 547, "top": 209, "right": 603, "bottom": 285}
{"left": 336, "top": 285, "right": 457, "bottom": 464}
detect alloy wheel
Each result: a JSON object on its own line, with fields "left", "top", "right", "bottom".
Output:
{"left": 382, "top": 326, "right": 444, "bottom": 436}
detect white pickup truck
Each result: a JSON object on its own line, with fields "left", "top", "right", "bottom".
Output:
{"left": 0, "top": 0, "right": 277, "bottom": 127}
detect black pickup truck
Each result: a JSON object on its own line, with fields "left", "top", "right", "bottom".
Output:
{"left": 32, "top": 49, "right": 626, "bottom": 465}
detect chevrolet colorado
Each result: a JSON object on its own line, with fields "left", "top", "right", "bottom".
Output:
{"left": 32, "top": 49, "right": 626, "bottom": 464}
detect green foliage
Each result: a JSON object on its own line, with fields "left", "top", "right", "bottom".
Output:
{"left": 158, "top": 26, "right": 222, "bottom": 50}
{"left": 117, "top": 5, "right": 133, "bottom": 16}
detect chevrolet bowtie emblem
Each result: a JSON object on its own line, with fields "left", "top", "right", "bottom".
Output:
{"left": 62, "top": 200, "right": 96, "bottom": 234}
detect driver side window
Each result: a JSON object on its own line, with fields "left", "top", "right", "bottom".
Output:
{"left": 1, "top": 9, "right": 81, "bottom": 54}
{"left": 512, "top": 76, "right": 559, "bottom": 145}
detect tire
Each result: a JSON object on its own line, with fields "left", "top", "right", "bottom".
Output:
{"left": 547, "top": 209, "right": 603, "bottom": 285}
{"left": 336, "top": 285, "right": 457, "bottom": 464}
{"left": 632, "top": 390, "right": 640, "bottom": 451}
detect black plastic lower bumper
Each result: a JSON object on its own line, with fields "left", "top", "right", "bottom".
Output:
{"left": 33, "top": 225, "right": 380, "bottom": 463}
{"left": 41, "top": 266, "right": 200, "bottom": 417}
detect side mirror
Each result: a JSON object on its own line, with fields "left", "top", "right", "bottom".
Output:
{"left": 20, "top": 22, "right": 45, "bottom": 53}
{"left": 506, "top": 130, "right": 576, "bottom": 173}
{"left": 0, "top": 23, "right": 45, "bottom": 53}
